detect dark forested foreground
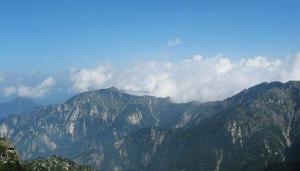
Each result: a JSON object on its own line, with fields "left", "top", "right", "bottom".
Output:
{"left": 0, "top": 138, "right": 92, "bottom": 171}
{"left": 1, "top": 81, "right": 300, "bottom": 170}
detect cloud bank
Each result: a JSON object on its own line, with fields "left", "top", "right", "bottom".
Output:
{"left": 3, "top": 77, "right": 56, "bottom": 98}
{"left": 70, "top": 53, "right": 300, "bottom": 102}
{"left": 2, "top": 53, "right": 300, "bottom": 102}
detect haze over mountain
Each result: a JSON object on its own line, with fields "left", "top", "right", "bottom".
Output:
{"left": 0, "top": 97, "right": 40, "bottom": 118}
{"left": 1, "top": 81, "right": 300, "bottom": 170}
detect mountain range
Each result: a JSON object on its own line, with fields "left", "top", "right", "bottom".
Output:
{"left": 1, "top": 81, "right": 300, "bottom": 170}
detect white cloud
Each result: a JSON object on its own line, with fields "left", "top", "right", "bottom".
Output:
{"left": 287, "top": 52, "right": 300, "bottom": 80}
{"left": 213, "top": 58, "right": 233, "bottom": 74}
{"left": 244, "top": 56, "right": 281, "bottom": 69}
{"left": 69, "top": 52, "right": 300, "bottom": 103}
{"left": 2, "top": 77, "right": 56, "bottom": 98}
{"left": 182, "top": 55, "right": 202, "bottom": 64}
{"left": 167, "top": 37, "right": 181, "bottom": 47}
{"left": 70, "top": 64, "right": 112, "bottom": 92}
{"left": 3, "top": 87, "right": 16, "bottom": 96}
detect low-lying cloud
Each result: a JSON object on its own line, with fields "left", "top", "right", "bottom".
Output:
{"left": 70, "top": 53, "right": 300, "bottom": 102}
{"left": 70, "top": 65, "right": 113, "bottom": 93}
{"left": 2, "top": 53, "right": 300, "bottom": 102}
{"left": 3, "top": 77, "right": 56, "bottom": 98}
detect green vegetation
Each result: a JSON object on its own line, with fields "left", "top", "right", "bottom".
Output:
{"left": 23, "top": 156, "right": 93, "bottom": 171}
{"left": 0, "top": 138, "right": 23, "bottom": 171}
{"left": 0, "top": 138, "right": 92, "bottom": 171}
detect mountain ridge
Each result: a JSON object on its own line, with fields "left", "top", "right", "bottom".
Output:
{"left": 0, "top": 81, "right": 300, "bottom": 170}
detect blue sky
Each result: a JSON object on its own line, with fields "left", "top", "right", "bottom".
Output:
{"left": 1, "top": 0, "right": 300, "bottom": 103}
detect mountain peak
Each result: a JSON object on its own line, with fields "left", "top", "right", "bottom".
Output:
{"left": 101, "top": 87, "right": 122, "bottom": 92}
{"left": 223, "top": 80, "right": 300, "bottom": 106}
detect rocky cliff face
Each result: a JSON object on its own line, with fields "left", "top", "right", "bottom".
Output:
{"left": 103, "top": 81, "right": 300, "bottom": 171}
{"left": 0, "top": 88, "right": 208, "bottom": 168}
{"left": 1, "top": 82, "right": 300, "bottom": 170}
